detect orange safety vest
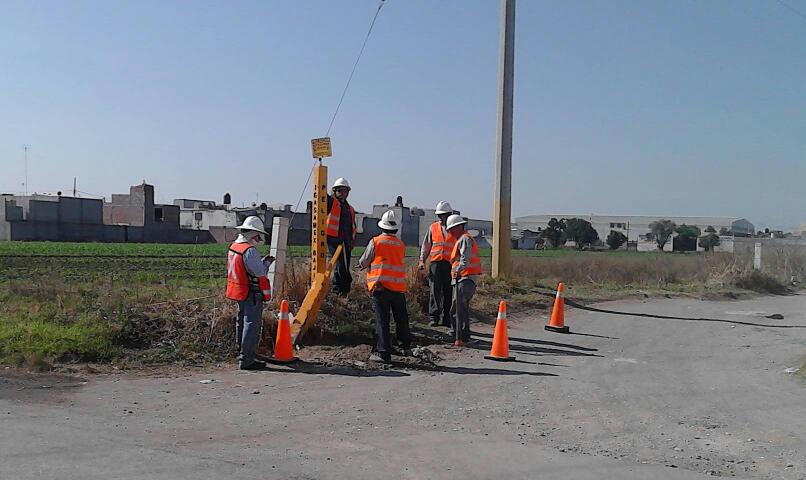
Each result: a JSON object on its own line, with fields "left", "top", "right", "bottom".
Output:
{"left": 366, "top": 234, "right": 407, "bottom": 293}
{"left": 226, "top": 242, "right": 271, "bottom": 301}
{"left": 429, "top": 221, "right": 456, "bottom": 263}
{"left": 326, "top": 199, "right": 356, "bottom": 242}
{"left": 450, "top": 232, "right": 482, "bottom": 278}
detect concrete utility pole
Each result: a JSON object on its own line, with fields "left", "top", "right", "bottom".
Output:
{"left": 492, "top": 0, "right": 515, "bottom": 278}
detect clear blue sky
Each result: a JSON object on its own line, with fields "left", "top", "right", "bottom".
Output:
{"left": 1, "top": 0, "right": 804, "bottom": 229}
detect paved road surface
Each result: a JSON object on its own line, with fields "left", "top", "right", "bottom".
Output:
{"left": 3, "top": 295, "right": 805, "bottom": 479}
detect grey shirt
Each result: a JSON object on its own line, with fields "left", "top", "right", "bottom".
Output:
{"left": 235, "top": 237, "right": 270, "bottom": 278}
{"left": 451, "top": 233, "right": 478, "bottom": 285}
{"left": 358, "top": 235, "right": 379, "bottom": 269}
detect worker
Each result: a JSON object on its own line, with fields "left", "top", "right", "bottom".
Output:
{"left": 225, "top": 215, "right": 274, "bottom": 370}
{"left": 419, "top": 201, "right": 456, "bottom": 328}
{"left": 446, "top": 214, "right": 481, "bottom": 347}
{"left": 358, "top": 210, "right": 412, "bottom": 364}
{"left": 327, "top": 177, "right": 357, "bottom": 296}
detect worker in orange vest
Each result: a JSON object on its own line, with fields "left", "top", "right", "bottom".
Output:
{"left": 326, "top": 177, "right": 357, "bottom": 296}
{"left": 358, "top": 210, "right": 412, "bottom": 364}
{"left": 225, "top": 215, "right": 274, "bottom": 370}
{"left": 419, "top": 201, "right": 456, "bottom": 328}
{"left": 446, "top": 214, "right": 481, "bottom": 347}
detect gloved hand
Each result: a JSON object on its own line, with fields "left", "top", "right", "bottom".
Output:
{"left": 262, "top": 291, "right": 271, "bottom": 302}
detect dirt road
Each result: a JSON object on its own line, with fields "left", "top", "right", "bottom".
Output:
{"left": 3, "top": 295, "right": 805, "bottom": 479}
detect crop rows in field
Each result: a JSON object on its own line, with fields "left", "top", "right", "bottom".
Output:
{"left": 0, "top": 255, "right": 228, "bottom": 282}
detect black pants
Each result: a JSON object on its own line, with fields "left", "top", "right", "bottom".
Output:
{"left": 328, "top": 242, "right": 353, "bottom": 295}
{"left": 372, "top": 289, "right": 411, "bottom": 361}
{"left": 428, "top": 260, "right": 453, "bottom": 326}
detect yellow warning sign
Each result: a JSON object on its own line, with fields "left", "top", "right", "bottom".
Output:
{"left": 311, "top": 137, "right": 332, "bottom": 159}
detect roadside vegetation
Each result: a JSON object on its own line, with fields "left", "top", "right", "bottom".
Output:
{"left": 0, "top": 241, "right": 798, "bottom": 369}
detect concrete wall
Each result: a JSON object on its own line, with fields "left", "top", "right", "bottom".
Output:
{"left": 179, "top": 209, "right": 237, "bottom": 230}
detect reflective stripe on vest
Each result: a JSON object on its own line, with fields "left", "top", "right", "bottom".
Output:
{"left": 450, "top": 232, "right": 482, "bottom": 277}
{"left": 366, "top": 234, "right": 407, "bottom": 293}
{"left": 429, "top": 221, "right": 455, "bottom": 262}
{"left": 325, "top": 200, "right": 356, "bottom": 242}
{"left": 226, "top": 242, "right": 254, "bottom": 301}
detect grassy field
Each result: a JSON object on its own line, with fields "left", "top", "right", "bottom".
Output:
{"left": 0, "top": 241, "right": 658, "bottom": 258}
{"left": 0, "top": 240, "right": 793, "bottom": 368}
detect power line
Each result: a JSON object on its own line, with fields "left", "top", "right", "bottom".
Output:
{"left": 287, "top": 0, "right": 387, "bottom": 226}
{"left": 775, "top": 0, "right": 806, "bottom": 22}
{"left": 325, "top": 0, "right": 386, "bottom": 137}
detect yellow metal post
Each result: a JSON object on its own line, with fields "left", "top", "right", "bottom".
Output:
{"left": 290, "top": 161, "right": 338, "bottom": 345}
{"left": 311, "top": 162, "right": 328, "bottom": 281}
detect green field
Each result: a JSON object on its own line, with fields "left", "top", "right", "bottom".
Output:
{"left": 0, "top": 240, "right": 660, "bottom": 258}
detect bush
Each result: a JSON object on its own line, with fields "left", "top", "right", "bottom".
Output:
{"left": 606, "top": 230, "right": 628, "bottom": 250}
{"left": 699, "top": 233, "right": 721, "bottom": 252}
{"left": 734, "top": 271, "right": 787, "bottom": 294}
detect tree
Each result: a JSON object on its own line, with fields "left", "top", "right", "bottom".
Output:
{"left": 699, "top": 232, "right": 721, "bottom": 252}
{"left": 564, "top": 218, "right": 599, "bottom": 249}
{"left": 675, "top": 224, "right": 701, "bottom": 239}
{"left": 674, "top": 224, "right": 701, "bottom": 251}
{"left": 648, "top": 220, "right": 676, "bottom": 250}
{"left": 718, "top": 226, "right": 729, "bottom": 236}
{"left": 541, "top": 218, "right": 566, "bottom": 248}
{"left": 606, "top": 230, "right": 627, "bottom": 250}
{"left": 704, "top": 225, "right": 716, "bottom": 234}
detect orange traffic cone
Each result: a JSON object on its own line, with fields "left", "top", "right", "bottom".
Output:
{"left": 270, "top": 300, "right": 298, "bottom": 364}
{"left": 545, "top": 283, "right": 570, "bottom": 333}
{"left": 485, "top": 301, "right": 515, "bottom": 361}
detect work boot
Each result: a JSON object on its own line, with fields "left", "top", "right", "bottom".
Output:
{"left": 453, "top": 340, "right": 465, "bottom": 348}
{"left": 369, "top": 353, "right": 391, "bottom": 364}
{"left": 239, "top": 360, "right": 267, "bottom": 370}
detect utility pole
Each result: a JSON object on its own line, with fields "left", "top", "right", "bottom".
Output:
{"left": 23, "top": 144, "right": 30, "bottom": 196}
{"left": 492, "top": 0, "right": 515, "bottom": 278}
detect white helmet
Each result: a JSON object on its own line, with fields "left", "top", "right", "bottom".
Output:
{"left": 377, "top": 210, "right": 398, "bottom": 230}
{"left": 446, "top": 214, "right": 467, "bottom": 230}
{"left": 235, "top": 215, "right": 269, "bottom": 235}
{"left": 332, "top": 177, "right": 351, "bottom": 190}
{"left": 434, "top": 201, "right": 453, "bottom": 215}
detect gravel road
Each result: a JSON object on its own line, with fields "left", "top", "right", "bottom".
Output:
{"left": 3, "top": 294, "right": 805, "bottom": 479}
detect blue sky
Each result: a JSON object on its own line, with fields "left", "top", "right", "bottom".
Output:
{"left": 1, "top": 0, "right": 804, "bottom": 229}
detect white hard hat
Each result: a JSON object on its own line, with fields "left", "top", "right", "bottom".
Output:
{"left": 332, "top": 177, "right": 351, "bottom": 190}
{"left": 235, "top": 215, "right": 269, "bottom": 235}
{"left": 446, "top": 214, "right": 467, "bottom": 230}
{"left": 434, "top": 201, "right": 453, "bottom": 215}
{"left": 377, "top": 210, "right": 398, "bottom": 230}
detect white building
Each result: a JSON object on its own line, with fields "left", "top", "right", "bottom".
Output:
{"left": 515, "top": 214, "right": 755, "bottom": 244}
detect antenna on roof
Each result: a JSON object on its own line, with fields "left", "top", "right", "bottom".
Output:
{"left": 22, "top": 144, "right": 30, "bottom": 196}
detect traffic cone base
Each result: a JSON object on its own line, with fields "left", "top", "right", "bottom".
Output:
{"left": 271, "top": 300, "right": 298, "bottom": 364}
{"left": 485, "top": 300, "right": 515, "bottom": 362}
{"left": 544, "top": 324, "right": 570, "bottom": 334}
{"left": 484, "top": 353, "right": 515, "bottom": 362}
